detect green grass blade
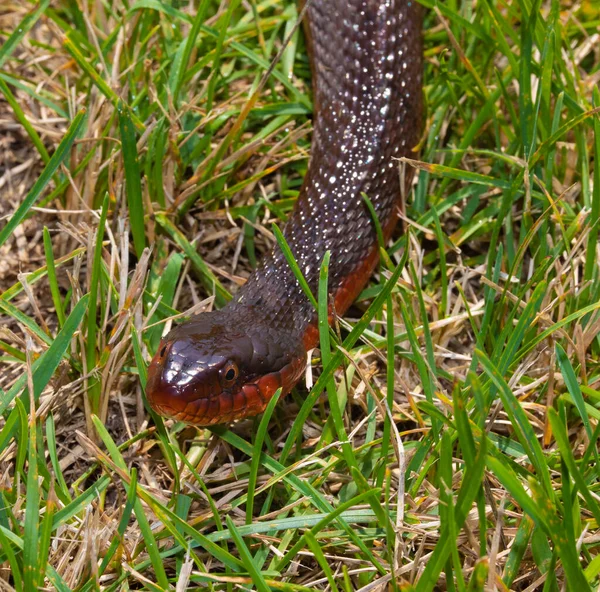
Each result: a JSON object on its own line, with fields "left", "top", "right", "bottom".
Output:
{"left": 528, "top": 477, "right": 591, "bottom": 590}
{"left": 130, "top": 470, "right": 171, "bottom": 590}
{"left": 477, "top": 350, "right": 553, "bottom": 497}
{"left": 52, "top": 477, "right": 110, "bottom": 529}
{"left": 155, "top": 213, "right": 230, "bottom": 307}
{"left": 45, "top": 414, "right": 71, "bottom": 503}
{"left": 400, "top": 299, "right": 439, "bottom": 437}
{"left": 170, "top": 0, "right": 210, "bottom": 104}
{"left": 246, "top": 387, "right": 283, "bottom": 525}
{"left": 280, "top": 243, "right": 409, "bottom": 465}
{"left": 304, "top": 531, "right": 341, "bottom": 592}
{"left": 0, "top": 294, "right": 89, "bottom": 414}
{"left": 0, "top": 522, "right": 23, "bottom": 592}
{"left": 502, "top": 516, "right": 534, "bottom": 587}
{"left": 584, "top": 86, "right": 600, "bottom": 281}
{"left": 272, "top": 224, "right": 317, "bottom": 309}
{"left": 118, "top": 103, "right": 147, "bottom": 259}
{"left": 42, "top": 228, "right": 66, "bottom": 328}
{"left": 225, "top": 515, "right": 270, "bottom": 592}
{"left": 486, "top": 454, "right": 548, "bottom": 531}
{"left": 274, "top": 488, "right": 380, "bottom": 573}
{"left": 555, "top": 343, "right": 594, "bottom": 442}
{"left": 547, "top": 408, "right": 600, "bottom": 526}
{"left": 63, "top": 37, "right": 144, "bottom": 129}
{"left": 36, "top": 483, "right": 55, "bottom": 587}
{"left": 205, "top": 0, "right": 241, "bottom": 111}
{"left": 0, "top": 78, "right": 50, "bottom": 164}
{"left": 0, "top": 109, "right": 86, "bottom": 250}
{"left": 86, "top": 196, "right": 109, "bottom": 417}
{"left": 0, "top": 1, "right": 51, "bottom": 69}
{"left": 214, "top": 427, "right": 386, "bottom": 574}
{"left": 415, "top": 436, "right": 487, "bottom": 592}
{"left": 23, "top": 418, "right": 40, "bottom": 590}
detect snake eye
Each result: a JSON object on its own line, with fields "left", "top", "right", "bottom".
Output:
{"left": 221, "top": 362, "right": 239, "bottom": 385}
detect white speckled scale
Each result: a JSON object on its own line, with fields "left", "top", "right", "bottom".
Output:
{"left": 232, "top": 0, "right": 423, "bottom": 335}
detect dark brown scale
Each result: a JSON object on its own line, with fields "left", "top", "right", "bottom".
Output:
{"left": 146, "top": 0, "right": 423, "bottom": 425}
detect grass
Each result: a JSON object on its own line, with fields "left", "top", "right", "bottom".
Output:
{"left": 0, "top": 0, "right": 598, "bottom": 589}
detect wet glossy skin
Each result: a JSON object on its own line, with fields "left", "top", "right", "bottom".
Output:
{"left": 146, "top": 0, "right": 423, "bottom": 425}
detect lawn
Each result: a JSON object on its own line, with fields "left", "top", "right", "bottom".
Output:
{"left": 0, "top": 0, "right": 599, "bottom": 590}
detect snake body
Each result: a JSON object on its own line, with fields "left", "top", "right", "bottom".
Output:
{"left": 146, "top": 0, "right": 423, "bottom": 425}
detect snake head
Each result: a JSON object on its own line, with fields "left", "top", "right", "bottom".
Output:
{"left": 146, "top": 310, "right": 306, "bottom": 425}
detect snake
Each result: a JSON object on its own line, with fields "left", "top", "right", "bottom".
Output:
{"left": 146, "top": 0, "right": 423, "bottom": 425}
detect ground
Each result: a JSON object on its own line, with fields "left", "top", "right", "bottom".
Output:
{"left": 0, "top": 0, "right": 599, "bottom": 590}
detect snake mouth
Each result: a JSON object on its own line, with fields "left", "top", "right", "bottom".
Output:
{"left": 146, "top": 382, "right": 266, "bottom": 426}
{"left": 146, "top": 351, "right": 306, "bottom": 426}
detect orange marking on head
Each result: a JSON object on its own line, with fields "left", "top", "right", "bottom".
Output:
{"left": 258, "top": 374, "right": 281, "bottom": 400}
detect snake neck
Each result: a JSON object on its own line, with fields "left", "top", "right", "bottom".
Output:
{"left": 231, "top": 0, "right": 423, "bottom": 351}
